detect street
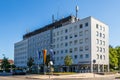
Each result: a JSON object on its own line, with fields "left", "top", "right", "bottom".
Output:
{"left": 0, "top": 76, "right": 118, "bottom": 80}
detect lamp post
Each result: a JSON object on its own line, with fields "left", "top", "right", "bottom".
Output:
{"left": 93, "top": 59, "right": 96, "bottom": 78}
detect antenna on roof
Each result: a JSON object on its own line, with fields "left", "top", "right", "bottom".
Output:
{"left": 76, "top": 5, "right": 79, "bottom": 21}
{"left": 52, "top": 14, "right": 55, "bottom": 23}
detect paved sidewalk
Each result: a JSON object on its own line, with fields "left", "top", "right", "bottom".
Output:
{"left": 24, "top": 73, "right": 120, "bottom": 80}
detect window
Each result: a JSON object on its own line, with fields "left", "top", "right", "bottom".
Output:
{"left": 70, "top": 48, "right": 72, "bottom": 53}
{"left": 96, "top": 24, "right": 99, "bottom": 29}
{"left": 85, "top": 46, "right": 89, "bottom": 50}
{"left": 80, "top": 24, "right": 83, "bottom": 28}
{"left": 103, "top": 34, "right": 105, "bottom": 38}
{"left": 61, "top": 56, "right": 63, "bottom": 60}
{"left": 74, "top": 25, "right": 77, "bottom": 30}
{"left": 65, "top": 29, "right": 68, "bottom": 33}
{"left": 97, "top": 46, "right": 99, "bottom": 52}
{"left": 96, "top": 31, "right": 99, "bottom": 36}
{"left": 103, "top": 27, "right": 105, "bottom": 31}
{"left": 103, "top": 41, "right": 105, "bottom": 46}
{"left": 80, "top": 46, "right": 83, "bottom": 51}
{"left": 60, "top": 36, "right": 63, "bottom": 41}
{"left": 100, "top": 55, "right": 102, "bottom": 59}
{"left": 65, "top": 36, "right": 68, "bottom": 40}
{"left": 100, "top": 47, "right": 102, "bottom": 52}
{"left": 57, "top": 31, "right": 59, "bottom": 36}
{"left": 74, "top": 40, "right": 78, "bottom": 45}
{"left": 85, "top": 38, "right": 88, "bottom": 43}
{"left": 97, "top": 54, "right": 99, "bottom": 59}
{"left": 74, "top": 33, "right": 78, "bottom": 37}
{"left": 103, "top": 48, "right": 105, "bottom": 53}
{"left": 74, "top": 55, "right": 77, "bottom": 59}
{"left": 80, "top": 54, "right": 83, "bottom": 58}
{"left": 103, "top": 55, "right": 105, "bottom": 60}
{"left": 53, "top": 33, "right": 55, "bottom": 37}
{"left": 61, "top": 43, "right": 63, "bottom": 47}
{"left": 85, "top": 30, "right": 88, "bottom": 35}
{"left": 61, "top": 50, "right": 63, "bottom": 54}
{"left": 61, "top": 30, "right": 63, "bottom": 34}
{"left": 65, "top": 49, "right": 68, "bottom": 53}
{"left": 85, "top": 54, "right": 89, "bottom": 58}
{"left": 57, "top": 44, "right": 59, "bottom": 48}
{"left": 100, "top": 33, "right": 102, "bottom": 37}
{"left": 100, "top": 40, "right": 102, "bottom": 45}
{"left": 69, "top": 34, "right": 72, "bottom": 39}
{"left": 74, "top": 47, "right": 78, "bottom": 52}
{"left": 85, "top": 22, "right": 88, "bottom": 27}
{"left": 79, "top": 31, "right": 83, "bottom": 36}
{"left": 65, "top": 42, "right": 68, "bottom": 47}
{"left": 69, "top": 27, "right": 72, "bottom": 32}
{"left": 57, "top": 57, "right": 59, "bottom": 60}
{"left": 57, "top": 51, "right": 59, "bottom": 54}
{"left": 69, "top": 41, "right": 72, "bottom": 46}
{"left": 96, "top": 39, "right": 99, "bottom": 44}
{"left": 79, "top": 39, "right": 83, "bottom": 44}
{"left": 57, "top": 37, "right": 59, "bottom": 41}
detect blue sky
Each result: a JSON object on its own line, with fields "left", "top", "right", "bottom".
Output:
{"left": 0, "top": 0, "right": 120, "bottom": 60}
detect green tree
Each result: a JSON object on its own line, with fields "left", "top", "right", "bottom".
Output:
{"left": 115, "top": 46, "right": 120, "bottom": 70}
{"left": 46, "top": 54, "right": 50, "bottom": 66}
{"left": 64, "top": 55, "right": 72, "bottom": 72}
{"left": 27, "top": 57, "right": 34, "bottom": 72}
{"left": 109, "top": 46, "right": 118, "bottom": 70}
{"left": 1, "top": 57, "right": 10, "bottom": 71}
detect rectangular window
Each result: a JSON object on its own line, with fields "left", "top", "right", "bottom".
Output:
{"left": 85, "top": 46, "right": 89, "bottom": 50}
{"left": 65, "top": 36, "right": 68, "bottom": 40}
{"left": 96, "top": 24, "right": 99, "bottom": 29}
{"left": 74, "top": 55, "right": 77, "bottom": 59}
{"left": 65, "top": 29, "right": 68, "bottom": 33}
{"left": 103, "top": 34, "right": 105, "bottom": 38}
{"left": 80, "top": 24, "right": 83, "bottom": 28}
{"left": 65, "top": 49, "right": 68, "bottom": 53}
{"left": 80, "top": 46, "right": 83, "bottom": 51}
{"left": 69, "top": 41, "right": 72, "bottom": 46}
{"left": 85, "top": 22, "right": 88, "bottom": 27}
{"left": 85, "top": 30, "right": 88, "bottom": 35}
{"left": 57, "top": 31, "right": 59, "bottom": 36}
{"left": 79, "top": 39, "right": 83, "bottom": 44}
{"left": 85, "top": 38, "right": 88, "bottom": 43}
{"left": 80, "top": 54, "right": 83, "bottom": 58}
{"left": 97, "top": 46, "right": 99, "bottom": 52}
{"left": 74, "top": 47, "right": 78, "bottom": 52}
{"left": 96, "top": 31, "right": 99, "bottom": 36}
{"left": 69, "top": 48, "right": 72, "bottom": 53}
{"left": 69, "top": 34, "right": 72, "bottom": 39}
{"left": 74, "top": 33, "right": 78, "bottom": 37}
{"left": 96, "top": 39, "right": 99, "bottom": 44}
{"left": 61, "top": 50, "right": 63, "bottom": 54}
{"left": 74, "top": 25, "right": 77, "bottom": 30}
{"left": 103, "top": 41, "right": 105, "bottom": 46}
{"left": 79, "top": 31, "right": 83, "bottom": 36}
{"left": 65, "top": 42, "right": 68, "bottom": 47}
{"left": 85, "top": 54, "right": 89, "bottom": 58}
{"left": 74, "top": 40, "right": 78, "bottom": 45}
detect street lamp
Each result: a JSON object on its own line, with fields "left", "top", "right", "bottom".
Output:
{"left": 93, "top": 59, "right": 96, "bottom": 78}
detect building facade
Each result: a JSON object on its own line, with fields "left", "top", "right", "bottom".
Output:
{"left": 14, "top": 15, "right": 109, "bottom": 72}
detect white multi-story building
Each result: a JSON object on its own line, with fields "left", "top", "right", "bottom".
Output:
{"left": 14, "top": 15, "right": 109, "bottom": 72}
{"left": 52, "top": 16, "right": 109, "bottom": 72}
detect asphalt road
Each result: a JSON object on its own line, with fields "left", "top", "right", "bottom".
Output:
{"left": 0, "top": 76, "right": 118, "bottom": 80}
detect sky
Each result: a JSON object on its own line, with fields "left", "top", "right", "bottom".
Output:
{"left": 0, "top": 0, "right": 120, "bottom": 60}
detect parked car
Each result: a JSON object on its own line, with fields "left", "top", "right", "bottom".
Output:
{"left": 12, "top": 70, "right": 26, "bottom": 75}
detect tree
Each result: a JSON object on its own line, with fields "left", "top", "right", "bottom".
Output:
{"left": 64, "top": 55, "right": 72, "bottom": 72}
{"left": 27, "top": 57, "right": 34, "bottom": 72}
{"left": 109, "top": 46, "right": 118, "bottom": 70}
{"left": 46, "top": 54, "right": 50, "bottom": 66}
{"left": 1, "top": 57, "right": 10, "bottom": 71}
{"left": 115, "top": 46, "right": 120, "bottom": 70}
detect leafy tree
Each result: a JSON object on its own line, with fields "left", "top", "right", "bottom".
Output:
{"left": 1, "top": 57, "right": 10, "bottom": 71}
{"left": 64, "top": 55, "right": 72, "bottom": 72}
{"left": 27, "top": 57, "right": 34, "bottom": 72}
{"left": 109, "top": 46, "right": 118, "bottom": 70}
{"left": 115, "top": 46, "right": 120, "bottom": 70}
{"left": 46, "top": 54, "right": 50, "bottom": 66}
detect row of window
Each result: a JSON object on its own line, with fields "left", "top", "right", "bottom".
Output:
{"left": 96, "top": 46, "right": 105, "bottom": 53}
{"left": 96, "top": 31, "right": 105, "bottom": 38}
{"left": 96, "top": 24, "right": 105, "bottom": 31}
{"left": 97, "top": 54, "right": 105, "bottom": 60}
{"left": 53, "top": 38, "right": 89, "bottom": 48}
{"left": 96, "top": 39, "right": 105, "bottom": 46}
{"left": 55, "top": 54, "right": 89, "bottom": 61}
{"left": 54, "top": 46, "right": 89, "bottom": 54}
{"left": 53, "top": 22, "right": 89, "bottom": 37}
